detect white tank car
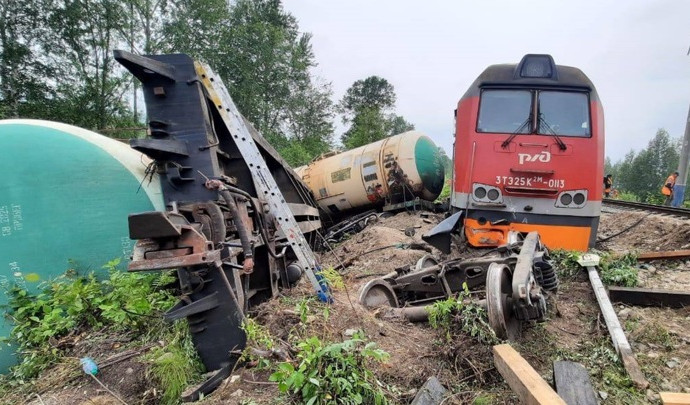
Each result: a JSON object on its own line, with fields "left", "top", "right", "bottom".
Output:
{"left": 295, "top": 131, "right": 445, "bottom": 215}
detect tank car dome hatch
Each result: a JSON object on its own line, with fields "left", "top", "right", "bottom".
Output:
{"left": 0, "top": 119, "right": 163, "bottom": 372}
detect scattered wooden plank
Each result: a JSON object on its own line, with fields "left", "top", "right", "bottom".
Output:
{"left": 586, "top": 266, "right": 649, "bottom": 389}
{"left": 411, "top": 376, "right": 447, "bottom": 405}
{"left": 660, "top": 392, "right": 690, "bottom": 405}
{"left": 637, "top": 249, "right": 690, "bottom": 262}
{"left": 492, "top": 344, "right": 567, "bottom": 405}
{"left": 608, "top": 286, "right": 690, "bottom": 308}
{"left": 553, "top": 361, "right": 598, "bottom": 405}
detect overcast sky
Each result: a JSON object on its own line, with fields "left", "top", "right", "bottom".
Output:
{"left": 282, "top": 0, "right": 690, "bottom": 162}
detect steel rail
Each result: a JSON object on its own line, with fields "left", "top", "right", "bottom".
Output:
{"left": 602, "top": 198, "right": 690, "bottom": 219}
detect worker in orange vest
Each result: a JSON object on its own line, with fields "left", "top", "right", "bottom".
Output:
{"left": 661, "top": 171, "right": 679, "bottom": 205}
{"left": 603, "top": 174, "right": 613, "bottom": 198}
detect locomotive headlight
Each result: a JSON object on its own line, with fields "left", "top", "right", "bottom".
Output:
{"left": 474, "top": 187, "right": 487, "bottom": 199}
{"left": 573, "top": 193, "right": 586, "bottom": 205}
{"left": 472, "top": 183, "right": 503, "bottom": 203}
{"left": 555, "top": 190, "right": 588, "bottom": 208}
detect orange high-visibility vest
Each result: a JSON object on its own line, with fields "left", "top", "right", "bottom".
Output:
{"left": 661, "top": 175, "right": 675, "bottom": 196}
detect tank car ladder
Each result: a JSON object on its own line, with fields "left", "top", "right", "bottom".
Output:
{"left": 194, "top": 62, "right": 331, "bottom": 302}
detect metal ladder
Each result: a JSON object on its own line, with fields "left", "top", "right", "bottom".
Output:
{"left": 194, "top": 62, "right": 331, "bottom": 301}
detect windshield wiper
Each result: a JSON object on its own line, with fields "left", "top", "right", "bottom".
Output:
{"left": 538, "top": 115, "right": 567, "bottom": 151}
{"left": 501, "top": 114, "right": 532, "bottom": 149}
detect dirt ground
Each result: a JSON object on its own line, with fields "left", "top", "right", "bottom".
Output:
{"left": 8, "top": 209, "right": 690, "bottom": 405}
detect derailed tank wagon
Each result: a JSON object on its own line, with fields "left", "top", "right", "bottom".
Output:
{"left": 295, "top": 131, "right": 446, "bottom": 217}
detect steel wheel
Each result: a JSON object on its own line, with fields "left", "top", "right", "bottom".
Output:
{"left": 486, "top": 263, "right": 520, "bottom": 340}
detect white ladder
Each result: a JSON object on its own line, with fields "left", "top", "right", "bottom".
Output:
{"left": 194, "top": 62, "right": 331, "bottom": 301}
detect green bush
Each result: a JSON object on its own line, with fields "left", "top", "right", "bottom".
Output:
{"left": 2, "top": 259, "right": 176, "bottom": 380}
{"left": 427, "top": 284, "right": 497, "bottom": 345}
{"left": 549, "top": 249, "right": 582, "bottom": 280}
{"left": 269, "top": 334, "right": 390, "bottom": 405}
{"left": 435, "top": 180, "right": 452, "bottom": 202}
{"left": 600, "top": 253, "right": 638, "bottom": 287}
{"left": 617, "top": 192, "right": 640, "bottom": 202}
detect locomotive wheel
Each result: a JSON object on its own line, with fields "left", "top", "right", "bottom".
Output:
{"left": 486, "top": 263, "right": 521, "bottom": 340}
{"left": 359, "top": 279, "right": 399, "bottom": 309}
{"left": 415, "top": 254, "right": 439, "bottom": 272}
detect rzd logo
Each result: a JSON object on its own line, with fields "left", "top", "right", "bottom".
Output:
{"left": 518, "top": 151, "right": 551, "bottom": 165}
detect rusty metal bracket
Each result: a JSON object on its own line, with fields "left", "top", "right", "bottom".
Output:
{"left": 128, "top": 212, "right": 221, "bottom": 271}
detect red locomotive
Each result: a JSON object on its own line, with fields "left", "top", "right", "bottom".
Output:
{"left": 451, "top": 54, "right": 604, "bottom": 251}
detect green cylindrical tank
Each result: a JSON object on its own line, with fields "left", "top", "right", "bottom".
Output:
{"left": 0, "top": 119, "right": 163, "bottom": 372}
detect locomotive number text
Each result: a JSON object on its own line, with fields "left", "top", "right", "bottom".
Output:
{"left": 495, "top": 176, "right": 565, "bottom": 189}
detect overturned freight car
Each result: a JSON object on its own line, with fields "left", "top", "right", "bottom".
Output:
{"left": 295, "top": 131, "right": 446, "bottom": 217}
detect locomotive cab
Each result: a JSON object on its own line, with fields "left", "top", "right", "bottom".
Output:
{"left": 450, "top": 54, "right": 604, "bottom": 251}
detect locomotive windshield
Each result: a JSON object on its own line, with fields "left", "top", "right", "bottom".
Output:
{"left": 537, "top": 91, "right": 590, "bottom": 136}
{"left": 477, "top": 89, "right": 590, "bottom": 137}
{"left": 477, "top": 90, "right": 532, "bottom": 134}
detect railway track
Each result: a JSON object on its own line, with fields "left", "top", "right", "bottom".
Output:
{"left": 602, "top": 198, "right": 690, "bottom": 219}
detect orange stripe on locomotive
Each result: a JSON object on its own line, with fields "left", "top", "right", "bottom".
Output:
{"left": 451, "top": 54, "right": 604, "bottom": 251}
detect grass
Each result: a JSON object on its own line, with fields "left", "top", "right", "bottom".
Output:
{"left": 0, "top": 259, "right": 203, "bottom": 404}
{"left": 599, "top": 253, "right": 638, "bottom": 287}
{"left": 629, "top": 321, "right": 677, "bottom": 351}
{"left": 518, "top": 324, "right": 644, "bottom": 404}
{"left": 269, "top": 333, "right": 390, "bottom": 405}
{"left": 549, "top": 249, "right": 583, "bottom": 281}
{"left": 550, "top": 249, "right": 639, "bottom": 287}
{"left": 435, "top": 180, "right": 452, "bottom": 202}
{"left": 146, "top": 322, "right": 204, "bottom": 404}
{"left": 426, "top": 284, "right": 498, "bottom": 345}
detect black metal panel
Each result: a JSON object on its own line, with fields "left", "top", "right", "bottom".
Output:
{"left": 176, "top": 267, "right": 246, "bottom": 371}
{"left": 115, "top": 51, "right": 220, "bottom": 204}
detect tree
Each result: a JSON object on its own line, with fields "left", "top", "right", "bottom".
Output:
{"left": 338, "top": 76, "right": 414, "bottom": 149}
{"left": 386, "top": 114, "right": 414, "bottom": 135}
{"left": 162, "top": 0, "right": 231, "bottom": 69}
{"left": 58, "top": 0, "right": 134, "bottom": 130}
{"left": 438, "top": 147, "right": 452, "bottom": 177}
{"left": 0, "top": 0, "right": 56, "bottom": 118}
{"left": 610, "top": 129, "right": 680, "bottom": 201}
{"left": 341, "top": 107, "right": 388, "bottom": 149}
{"left": 339, "top": 76, "right": 395, "bottom": 120}
{"left": 163, "top": 0, "right": 334, "bottom": 166}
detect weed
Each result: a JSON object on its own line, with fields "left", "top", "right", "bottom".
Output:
{"left": 427, "top": 296, "right": 460, "bottom": 340}
{"left": 632, "top": 321, "right": 676, "bottom": 350}
{"left": 473, "top": 394, "right": 495, "bottom": 405}
{"left": 599, "top": 253, "right": 638, "bottom": 287}
{"left": 427, "top": 284, "right": 498, "bottom": 345}
{"left": 435, "top": 180, "right": 451, "bottom": 203}
{"left": 317, "top": 267, "right": 344, "bottom": 290}
{"left": 242, "top": 318, "right": 275, "bottom": 350}
{"left": 146, "top": 322, "right": 203, "bottom": 405}
{"left": 617, "top": 192, "right": 640, "bottom": 202}
{"left": 269, "top": 334, "right": 390, "bottom": 405}
{"left": 241, "top": 317, "right": 277, "bottom": 369}
{"left": 295, "top": 297, "right": 313, "bottom": 323}
{"left": 549, "top": 249, "right": 582, "bottom": 281}
{"left": 1, "top": 260, "right": 176, "bottom": 382}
